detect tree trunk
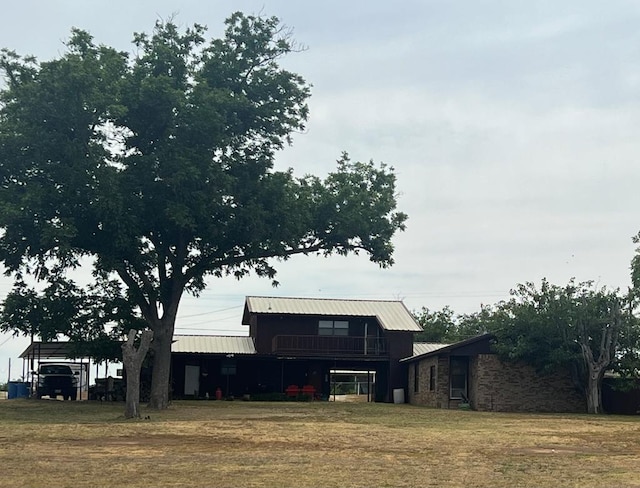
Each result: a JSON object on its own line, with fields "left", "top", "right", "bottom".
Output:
{"left": 122, "top": 329, "right": 154, "bottom": 419}
{"left": 578, "top": 300, "right": 621, "bottom": 414}
{"left": 585, "top": 368, "right": 605, "bottom": 414}
{"left": 148, "top": 322, "right": 174, "bottom": 410}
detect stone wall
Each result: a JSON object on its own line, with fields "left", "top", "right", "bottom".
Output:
{"left": 407, "top": 356, "right": 449, "bottom": 408}
{"left": 471, "top": 354, "right": 585, "bottom": 413}
{"left": 408, "top": 353, "right": 586, "bottom": 413}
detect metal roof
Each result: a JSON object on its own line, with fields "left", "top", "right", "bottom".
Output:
{"left": 402, "top": 333, "right": 494, "bottom": 363}
{"left": 243, "top": 296, "right": 422, "bottom": 332}
{"left": 412, "top": 342, "right": 449, "bottom": 357}
{"left": 19, "top": 336, "right": 257, "bottom": 359}
{"left": 19, "top": 341, "right": 94, "bottom": 359}
{"left": 171, "top": 335, "right": 256, "bottom": 355}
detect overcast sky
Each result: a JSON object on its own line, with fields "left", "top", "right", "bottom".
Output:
{"left": 2, "top": 0, "right": 640, "bottom": 380}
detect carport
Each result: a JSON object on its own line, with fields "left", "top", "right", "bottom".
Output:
{"left": 19, "top": 341, "right": 104, "bottom": 400}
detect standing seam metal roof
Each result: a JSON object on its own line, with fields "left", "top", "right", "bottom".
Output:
{"left": 412, "top": 342, "right": 449, "bottom": 357}
{"left": 171, "top": 335, "right": 256, "bottom": 355}
{"left": 243, "top": 296, "right": 422, "bottom": 332}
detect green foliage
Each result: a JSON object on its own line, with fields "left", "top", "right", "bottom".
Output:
{"left": 0, "top": 12, "right": 406, "bottom": 304}
{"left": 489, "top": 279, "right": 632, "bottom": 414}
{"left": 0, "top": 276, "right": 144, "bottom": 361}
{"left": 413, "top": 306, "right": 455, "bottom": 343}
{"left": 417, "top": 279, "right": 636, "bottom": 413}
{"left": 489, "top": 280, "right": 623, "bottom": 376}
{"left": 0, "top": 13, "right": 407, "bottom": 407}
{"left": 413, "top": 305, "right": 494, "bottom": 343}
{"left": 248, "top": 392, "right": 286, "bottom": 401}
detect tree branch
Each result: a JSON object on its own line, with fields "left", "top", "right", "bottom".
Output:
{"left": 115, "top": 266, "right": 155, "bottom": 324}
{"left": 182, "top": 238, "right": 344, "bottom": 283}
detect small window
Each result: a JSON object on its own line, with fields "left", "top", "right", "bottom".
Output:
{"left": 414, "top": 363, "right": 420, "bottom": 393}
{"left": 221, "top": 360, "right": 236, "bottom": 375}
{"left": 318, "top": 320, "right": 349, "bottom": 336}
{"left": 429, "top": 365, "right": 436, "bottom": 391}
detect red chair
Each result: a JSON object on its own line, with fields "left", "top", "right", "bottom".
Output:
{"left": 301, "top": 385, "right": 316, "bottom": 400}
{"left": 285, "top": 385, "right": 300, "bottom": 398}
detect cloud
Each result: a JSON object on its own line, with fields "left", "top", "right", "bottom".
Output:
{"left": 1, "top": 0, "right": 640, "bottom": 369}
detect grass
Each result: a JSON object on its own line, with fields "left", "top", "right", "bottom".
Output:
{"left": 1, "top": 399, "right": 640, "bottom": 488}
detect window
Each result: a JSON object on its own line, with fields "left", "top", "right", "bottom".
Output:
{"left": 429, "top": 365, "right": 436, "bottom": 391}
{"left": 414, "top": 363, "right": 420, "bottom": 393}
{"left": 221, "top": 360, "right": 236, "bottom": 375}
{"left": 318, "top": 320, "right": 349, "bottom": 336}
{"left": 450, "top": 357, "right": 468, "bottom": 400}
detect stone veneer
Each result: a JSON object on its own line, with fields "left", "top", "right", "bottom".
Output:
{"left": 471, "top": 354, "right": 585, "bottom": 412}
{"left": 408, "top": 356, "right": 449, "bottom": 408}
{"left": 408, "top": 353, "right": 586, "bottom": 413}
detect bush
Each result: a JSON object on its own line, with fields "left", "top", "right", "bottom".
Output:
{"left": 250, "top": 392, "right": 287, "bottom": 402}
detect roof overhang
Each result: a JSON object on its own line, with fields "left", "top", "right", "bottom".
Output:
{"left": 19, "top": 341, "right": 97, "bottom": 360}
{"left": 401, "top": 333, "right": 494, "bottom": 363}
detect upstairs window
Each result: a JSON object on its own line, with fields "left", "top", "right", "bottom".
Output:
{"left": 318, "top": 320, "right": 349, "bottom": 336}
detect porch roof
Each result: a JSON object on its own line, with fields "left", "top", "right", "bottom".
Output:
{"left": 242, "top": 296, "right": 422, "bottom": 332}
{"left": 19, "top": 341, "right": 96, "bottom": 359}
{"left": 401, "top": 333, "right": 493, "bottom": 363}
{"left": 172, "top": 335, "right": 256, "bottom": 355}
{"left": 412, "top": 342, "right": 449, "bottom": 357}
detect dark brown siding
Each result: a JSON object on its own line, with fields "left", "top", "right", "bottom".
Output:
{"left": 383, "top": 331, "right": 414, "bottom": 401}
{"left": 253, "top": 314, "right": 384, "bottom": 355}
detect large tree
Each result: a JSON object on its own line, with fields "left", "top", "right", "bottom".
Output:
{"left": 0, "top": 13, "right": 407, "bottom": 409}
{"left": 490, "top": 279, "right": 625, "bottom": 414}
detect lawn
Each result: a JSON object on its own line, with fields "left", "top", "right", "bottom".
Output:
{"left": 1, "top": 399, "right": 639, "bottom": 488}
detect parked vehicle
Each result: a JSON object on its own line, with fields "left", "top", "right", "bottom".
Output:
{"left": 36, "top": 363, "right": 78, "bottom": 400}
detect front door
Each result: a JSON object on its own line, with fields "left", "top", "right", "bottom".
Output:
{"left": 449, "top": 356, "right": 468, "bottom": 401}
{"left": 184, "top": 365, "right": 200, "bottom": 396}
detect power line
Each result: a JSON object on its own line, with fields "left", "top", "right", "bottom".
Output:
{"left": 179, "top": 305, "right": 242, "bottom": 319}
{"left": 178, "top": 312, "right": 246, "bottom": 328}
{"left": 174, "top": 327, "right": 246, "bottom": 333}
{"left": 0, "top": 335, "right": 16, "bottom": 350}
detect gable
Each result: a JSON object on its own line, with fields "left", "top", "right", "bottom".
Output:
{"left": 242, "top": 296, "right": 422, "bottom": 332}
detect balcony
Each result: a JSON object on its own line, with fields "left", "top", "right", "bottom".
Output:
{"left": 272, "top": 335, "right": 388, "bottom": 357}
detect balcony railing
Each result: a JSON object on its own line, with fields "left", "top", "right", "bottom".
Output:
{"left": 272, "top": 335, "right": 388, "bottom": 357}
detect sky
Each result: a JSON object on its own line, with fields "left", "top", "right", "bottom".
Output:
{"left": 2, "top": 0, "right": 640, "bottom": 381}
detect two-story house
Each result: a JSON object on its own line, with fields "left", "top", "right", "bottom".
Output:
{"left": 170, "top": 296, "right": 422, "bottom": 402}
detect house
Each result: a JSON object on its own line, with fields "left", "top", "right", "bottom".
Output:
{"left": 170, "top": 296, "right": 422, "bottom": 402}
{"left": 402, "top": 334, "right": 586, "bottom": 413}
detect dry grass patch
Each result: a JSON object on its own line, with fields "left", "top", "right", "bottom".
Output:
{"left": 1, "top": 399, "right": 639, "bottom": 487}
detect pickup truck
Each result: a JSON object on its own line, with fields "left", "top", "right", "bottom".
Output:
{"left": 36, "top": 363, "right": 78, "bottom": 400}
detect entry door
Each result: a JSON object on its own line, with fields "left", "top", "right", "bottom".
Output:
{"left": 184, "top": 365, "right": 200, "bottom": 396}
{"left": 450, "top": 357, "right": 468, "bottom": 400}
